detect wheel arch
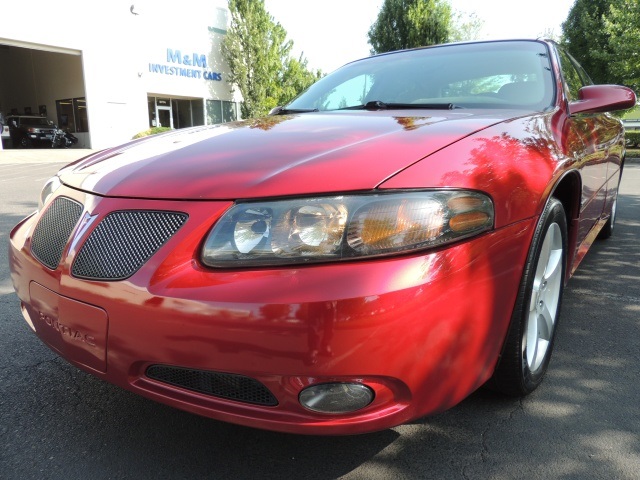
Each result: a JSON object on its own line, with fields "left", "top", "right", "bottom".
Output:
{"left": 547, "top": 169, "right": 581, "bottom": 282}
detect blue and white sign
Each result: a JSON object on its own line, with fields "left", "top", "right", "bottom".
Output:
{"left": 149, "top": 48, "right": 222, "bottom": 81}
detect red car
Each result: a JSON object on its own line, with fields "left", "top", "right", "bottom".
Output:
{"left": 9, "top": 39, "right": 635, "bottom": 434}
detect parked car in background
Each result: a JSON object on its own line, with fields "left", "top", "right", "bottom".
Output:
{"left": 1, "top": 112, "right": 8, "bottom": 147}
{"left": 7, "top": 115, "right": 57, "bottom": 148}
{"left": 9, "top": 39, "right": 636, "bottom": 435}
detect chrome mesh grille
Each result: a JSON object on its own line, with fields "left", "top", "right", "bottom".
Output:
{"left": 71, "top": 210, "right": 188, "bottom": 280}
{"left": 31, "top": 197, "right": 83, "bottom": 269}
{"left": 146, "top": 365, "right": 278, "bottom": 406}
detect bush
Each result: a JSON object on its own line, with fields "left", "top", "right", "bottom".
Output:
{"left": 625, "top": 130, "right": 640, "bottom": 147}
{"left": 132, "top": 126, "right": 172, "bottom": 139}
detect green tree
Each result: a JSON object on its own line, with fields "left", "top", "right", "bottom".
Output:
{"left": 449, "top": 10, "right": 484, "bottom": 43}
{"left": 280, "top": 54, "right": 323, "bottom": 108}
{"left": 221, "top": 0, "right": 320, "bottom": 119}
{"left": 368, "top": 0, "right": 452, "bottom": 54}
{"left": 602, "top": 0, "right": 640, "bottom": 92}
{"left": 561, "top": 0, "right": 614, "bottom": 85}
{"left": 562, "top": 0, "right": 640, "bottom": 93}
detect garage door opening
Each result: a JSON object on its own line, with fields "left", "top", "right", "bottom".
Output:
{"left": 0, "top": 42, "right": 89, "bottom": 149}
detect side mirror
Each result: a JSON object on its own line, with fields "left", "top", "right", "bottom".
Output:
{"left": 268, "top": 106, "right": 283, "bottom": 116}
{"left": 569, "top": 85, "right": 637, "bottom": 115}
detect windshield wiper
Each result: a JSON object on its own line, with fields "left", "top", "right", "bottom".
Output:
{"left": 271, "top": 101, "right": 460, "bottom": 115}
{"left": 341, "top": 101, "right": 460, "bottom": 111}
{"left": 269, "top": 106, "right": 319, "bottom": 115}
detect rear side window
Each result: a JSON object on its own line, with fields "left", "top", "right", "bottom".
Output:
{"left": 557, "top": 48, "right": 592, "bottom": 101}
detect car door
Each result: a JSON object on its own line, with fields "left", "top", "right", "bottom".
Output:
{"left": 557, "top": 47, "right": 619, "bottom": 244}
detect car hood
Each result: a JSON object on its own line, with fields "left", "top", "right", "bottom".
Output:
{"left": 59, "top": 111, "right": 527, "bottom": 200}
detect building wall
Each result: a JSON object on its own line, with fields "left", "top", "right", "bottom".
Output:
{"left": 0, "top": 0, "right": 237, "bottom": 150}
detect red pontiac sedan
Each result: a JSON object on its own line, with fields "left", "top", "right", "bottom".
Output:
{"left": 9, "top": 39, "right": 636, "bottom": 434}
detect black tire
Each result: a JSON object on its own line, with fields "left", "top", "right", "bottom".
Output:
{"left": 597, "top": 195, "right": 617, "bottom": 240}
{"left": 489, "top": 197, "right": 567, "bottom": 396}
{"left": 598, "top": 171, "right": 622, "bottom": 240}
{"left": 18, "top": 136, "right": 31, "bottom": 148}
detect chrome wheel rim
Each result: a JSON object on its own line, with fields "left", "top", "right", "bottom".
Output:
{"left": 525, "top": 222, "right": 563, "bottom": 372}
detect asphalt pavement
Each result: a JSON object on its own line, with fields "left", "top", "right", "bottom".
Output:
{"left": 0, "top": 148, "right": 97, "bottom": 164}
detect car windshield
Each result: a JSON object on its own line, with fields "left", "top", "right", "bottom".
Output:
{"left": 285, "top": 40, "right": 555, "bottom": 112}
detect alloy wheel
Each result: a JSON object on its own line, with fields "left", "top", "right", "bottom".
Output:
{"left": 525, "top": 222, "right": 563, "bottom": 373}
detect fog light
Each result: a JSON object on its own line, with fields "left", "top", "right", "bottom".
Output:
{"left": 299, "top": 383, "right": 374, "bottom": 414}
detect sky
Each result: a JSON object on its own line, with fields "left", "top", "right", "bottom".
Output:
{"left": 263, "top": 0, "right": 576, "bottom": 74}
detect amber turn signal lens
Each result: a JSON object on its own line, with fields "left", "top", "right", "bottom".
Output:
{"left": 447, "top": 195, "right": 485, "bottom": 211}
{"left": 449, "top": 211, "right": 492, "bottom": 233}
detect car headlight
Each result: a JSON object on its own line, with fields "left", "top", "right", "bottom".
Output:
{"left": 39, "top": 176, "right": 62, "bottom": 210}
{"left": 201, "top": 191, "right": 494, "bottom": 268}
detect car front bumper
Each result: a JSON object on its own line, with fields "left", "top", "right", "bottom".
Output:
{"left": 9, "top": 185, "right": 536, "bottom": 434}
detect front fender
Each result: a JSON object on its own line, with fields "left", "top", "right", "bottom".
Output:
{"left": 379, "top": 111, "right": 573, "bottom": 228}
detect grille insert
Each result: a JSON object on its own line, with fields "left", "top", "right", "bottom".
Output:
{"left": 72, "top": 210, "right": 188, "bottom": 280}
{"left": 31, "top": 197, "right": 83, "bottom": 269}
{"left": 146, "top": 365, "right": 278, "bottom": 406}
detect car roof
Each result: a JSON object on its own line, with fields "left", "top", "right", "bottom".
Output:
{"left": 347, "top": 38, "right": 552, "bottom": 64}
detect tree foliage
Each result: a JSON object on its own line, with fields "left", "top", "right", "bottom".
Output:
{"left": 562, "top": 0, "right": 640, "bottom": 92}
{"left": 368, "top": 0, "right": 452, "bottom": 54}
{"left": 561, "top": 0, "right": 612, "bottom": 85}
{"left": 448, "top": 11, "right": 484, "bottom": 43}
{"left": 221, "top": 0, "right": 321, "bottom": 119}
{"left": 602, "top": 0, "right": 640, "bottom": 92}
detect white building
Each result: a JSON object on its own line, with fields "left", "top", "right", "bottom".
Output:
{"left": 0, "top": 0, "right": 241, "bottom": 149}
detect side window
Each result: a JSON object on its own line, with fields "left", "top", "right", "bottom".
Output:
{"left": 572, "top": 59, "right": 594, "bottom": 87}
{"left": 557, "top": 48, "right": 585, "bottom": 101}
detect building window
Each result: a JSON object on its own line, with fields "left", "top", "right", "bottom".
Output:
{"left": 55, "top": 97, "right": 89, "bottom": 133}
{"left": 147, "top": 97, "right": 206, "bottom": 129}
{"left": 206, "top": 100, "right": 240, "bottom": 124}
{"left": 74, "top": 98, "right": 89, "bottom": 132}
